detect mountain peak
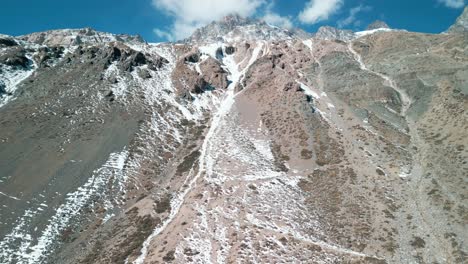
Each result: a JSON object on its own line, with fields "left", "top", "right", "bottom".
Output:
{"left": 315, "top": 26, "right": 354, "bottom": 41}
{"left": 367, "top": 20, "right": 390, "bottom": 30}
{"left": 447, "top": 6, "right": 468, "bottom": 33}
{"left": 221, "top": 13, "right": 252, "bottom": 25}
{"left": 185, "top": 15, "right": 310, "bottom": 43}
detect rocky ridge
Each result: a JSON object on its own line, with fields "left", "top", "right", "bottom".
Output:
{"left": 447, "top": 6, "right": 468, "bottom": 33}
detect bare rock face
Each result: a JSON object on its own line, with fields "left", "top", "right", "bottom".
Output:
{"left": 447, "top": 6, "right": 468, "bottom": 33}
{"left": 199, "top": 57, "right": 228, "bottom": 89}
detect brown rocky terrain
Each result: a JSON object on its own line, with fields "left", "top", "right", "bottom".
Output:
{"left": 0, "top": 10, "right": 467, "bottom": 264}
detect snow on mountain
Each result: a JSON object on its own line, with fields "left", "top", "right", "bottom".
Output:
{"left": 185, "top": 14, "right": 311, "bottom": 43}
{"left": 19, "top": 27, "right": 145, "bottom": 46}
{"left": 0, "top": 13, "right": 467, "bottom": 264}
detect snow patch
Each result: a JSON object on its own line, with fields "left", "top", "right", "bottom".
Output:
{"left": 0, "top": 149, "right": 129, "bottom": 264}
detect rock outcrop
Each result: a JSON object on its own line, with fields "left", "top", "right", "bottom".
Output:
{"left": 447, "top": 6, "right": 468, "bottom": 33}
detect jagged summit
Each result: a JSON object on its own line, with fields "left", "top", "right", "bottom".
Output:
{"left": 367, "top": 20, "right": 390, "bottom": 30}
{"left": 185, "top": 14, "right": 311, "bottom": 43}
{"left": 18, "top": 27, "right": 145, "bottom": 46}
{"left": 314, "top": 26, "right": 354, "bottom": 41}
{"left": 447, "top": 6, "right": 468, "bottom": 33}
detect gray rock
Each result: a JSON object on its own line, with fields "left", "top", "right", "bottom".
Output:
{"left": 137, "top": 68, "right": 152, "bottom": 79}
{"left": 447, "top": 6, "right": 468, "bottom": 33}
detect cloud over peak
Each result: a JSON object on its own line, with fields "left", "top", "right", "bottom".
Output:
{"left": 152, "top": 0, "right": 265, "bottom": 40}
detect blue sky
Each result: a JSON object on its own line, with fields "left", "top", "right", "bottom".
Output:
{"left": 0, "top": 0, "right": 465, "bottom": 42}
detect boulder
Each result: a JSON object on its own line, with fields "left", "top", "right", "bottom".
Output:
{"left": 137, "top": 68, "right": 152, "bottom": 79}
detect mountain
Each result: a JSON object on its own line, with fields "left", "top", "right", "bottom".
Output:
{"left": 367, "top": 20, "right": 390, "bottom": 30}
{"left": 314, "top": 26, "right": 355, "bottom": 41}
{"left": 0, "top": 14, "right": 467, "bottom": 264}
{"left": 185, "top": 14, "right": 311, "bottom": 43}
{"left": 447, "top": 6, "right": 468, "bottom": 33}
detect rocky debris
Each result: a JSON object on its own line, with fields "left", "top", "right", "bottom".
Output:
{"left": 314, "top": 26, "right": 354, "bottom": 41}
{"left": 0, "top": 47, "right": 29, "bottom": 67}
{"left": 447, "top": 6, "right": 468, "bottom": 33}
{"left": 367, "top": 20, "right": 390, "bottom": 30}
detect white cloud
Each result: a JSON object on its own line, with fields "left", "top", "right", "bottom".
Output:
{"left": 298, "top": 0, "right": 343, "bottom": 24}
{"left": 152, "top": 0, "right": 266, "bottom": 40}
{"left": 262, "top": 12, "right": 293, "bottom": 29}
{"left": 337, "top": 5, "right": 372, "bottom": 28}
{"left": 153, "top": 29, "right": 173, "bottom": 40}
{"left": 437, "top": 0, "right": 465, "bottom": 8}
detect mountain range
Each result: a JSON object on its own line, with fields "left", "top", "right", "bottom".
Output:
{"left": 0, "top": 6, "right": 467, "bottom": 264}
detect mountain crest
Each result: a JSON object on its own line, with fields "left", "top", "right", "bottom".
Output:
{"left": 18, "top": 27, "right": 145, "bottom": 46}
{"left": 367, "top": 20, "right": 390, "bottom": 30}
{"left": 314, "top": 26, "right": 354, "bottom": 41}
{"left": 185, "top": 14, "right": 310, "bottom": 43}
{"left": 447, "top": 6, "right": 468, "bottom": 33}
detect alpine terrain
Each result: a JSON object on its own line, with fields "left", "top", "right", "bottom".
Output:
{"left": 0, "top": 9, "right": 467, "bottom": 264}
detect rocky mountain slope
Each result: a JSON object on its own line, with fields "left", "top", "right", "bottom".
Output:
{"left": 0, "top": 11, "right": 467, "bottom": 264}
{"left": 447, "top": 6, "right": 468, "bottom": 33}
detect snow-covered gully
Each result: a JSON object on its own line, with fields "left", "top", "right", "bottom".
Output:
{"left": 132, "top": 42, "right": 385, "bottom": 263}
{"left": 0, "top": 54, "right": 37, "bottom": 108}
{"left": 133, "top": 43, "right": 265, "bottom": 264}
